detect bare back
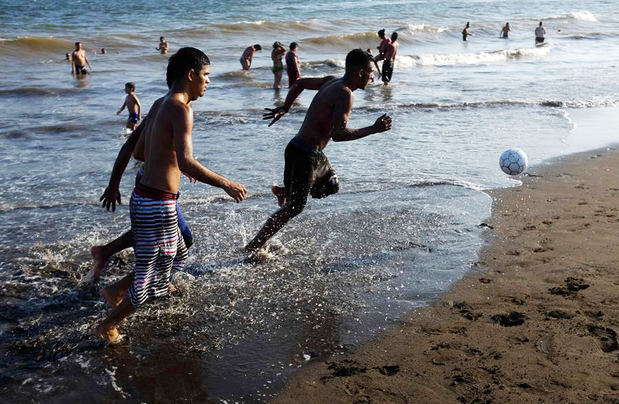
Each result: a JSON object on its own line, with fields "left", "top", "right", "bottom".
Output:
{"left": 140, "top": 95, "right": 190, "bottom": 193}
{"left": 297, "top": 77, "right": 352, "bottom": 150}
{"left": 125, "top": 94, "right": 139, "bottom": 114}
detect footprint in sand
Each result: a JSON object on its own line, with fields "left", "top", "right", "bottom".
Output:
{"left": 587, "top": 325, "right": 618, "bottom": 352}
{"left": 549, "top": 277, "right": 589, "bottom": 297}
{"left": 546, "top": 310, "right": 573, "bottom": 319}
{"left": 491, "top": 311, "right": 526, "bottom": 327}
{"left": 452, "top": 301, "right": 482, "bottom": 321}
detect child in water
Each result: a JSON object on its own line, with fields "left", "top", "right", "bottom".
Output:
{"left": 117, "top": 82, "right": 141, "bottom": 131}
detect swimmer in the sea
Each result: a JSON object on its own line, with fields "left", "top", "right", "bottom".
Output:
{"left": 71, "top": 42, "right": 91, "bottom": 75}
{"left": 156, "top": 36, "right": 169, "bottom": 54}
{"left": 117, "top": 82, "right": 142, "bottom": 131}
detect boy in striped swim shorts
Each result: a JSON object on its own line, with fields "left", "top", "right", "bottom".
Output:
{"left": 93, "top": 47, "right": 247, "bottom": 343}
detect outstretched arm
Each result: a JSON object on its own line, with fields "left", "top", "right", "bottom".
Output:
{"left": 173, "top": 105, "right": 247, "bottom": 202}
{"left": 99, "top": 119, "right": 146, "bottom": 211}
{"left": 330, "top": 92, "right": 392, "bottom": 142}
{"left": 263, "top": 75, "right": 336, "bottom": 126}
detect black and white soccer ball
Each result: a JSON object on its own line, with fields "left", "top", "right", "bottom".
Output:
{"left": 499, "top": 148, "right": 528, "bottom": 175}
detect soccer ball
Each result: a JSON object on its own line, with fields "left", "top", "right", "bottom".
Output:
{"left": 499, "top": 149, "right": 528, "bottom": 175}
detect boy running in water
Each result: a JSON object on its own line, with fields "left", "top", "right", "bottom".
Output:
{"left": 245, "top": 49, "right": 392, "bottom": 254}
{"left": 117, "top": 82, "right": 142, "bottom": 131}
{"left": 93, "top": 47, "right": 247, "bottom": 343}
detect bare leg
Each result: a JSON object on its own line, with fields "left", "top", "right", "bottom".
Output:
{"left": 271, "top": 185, "right": 286, "bottom": 207}
{"left": 245, "top": 204, "right": 299, "bottom": 253}
{"left": 274, "top": 70, "right": 283, "bottom": 89}
{"left": 91, "top": 230, "right": 134, "bottom": 280}
{"left": 92, "top": 297, "right": 135, "bottom": 344}
{"left": 100, "top": 273, "right": 133, "bottom": 308}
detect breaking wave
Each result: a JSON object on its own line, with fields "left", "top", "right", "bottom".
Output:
{"left": 543, "top": 10, "right": 598, "bottom": 22}
{"left": 397, "top": 46, "right": 550, "bottom": 67}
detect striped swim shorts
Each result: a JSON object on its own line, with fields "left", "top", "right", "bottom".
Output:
{"left": 128, "top": 185, "right": 188, "bottom": 307}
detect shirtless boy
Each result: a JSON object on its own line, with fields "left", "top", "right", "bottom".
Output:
{"left": 157, "top": 36, "right": 169, "bottom": 54}
{"left": 71, "top": 42, "right": 91, "bottom": 75}
{"left": 376, "top": 32, "right": 399, "bottom": 84}
{"left": 91, "top": 113, "right": 194, "bottom": 283}
{"left": 285, "top": 42, "right": 301, "bottom": 87}
{"left": 376, "top": 29, "right": 391, "bottom": 79}
{"left": 245, "top": 49, "right": 392, "bottom": 254}
{"left": 462, "top": 22, "right": 472, "bottom": 41}
{"left": 501, "top": 22, "right": 511, "bottom": 39}
{"left": 240, "top": 44, "right": 262, "bottom": 71}
{"left": 117, "top": 82, "right": 142, "bottom": 131}
{"left": 93, "top": 47, "right": 247, "bottom": 343}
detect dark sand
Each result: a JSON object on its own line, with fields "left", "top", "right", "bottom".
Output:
{"left": 273, "top": 147, "right": 619, "bottom": 403}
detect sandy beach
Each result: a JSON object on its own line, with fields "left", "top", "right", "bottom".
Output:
{"left": 274, "top": 147, "right": 619, "bottom": 403}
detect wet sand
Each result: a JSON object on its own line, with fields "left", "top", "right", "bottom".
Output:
{"left": 273, "top": 147, "right": 619, "bottom": 403}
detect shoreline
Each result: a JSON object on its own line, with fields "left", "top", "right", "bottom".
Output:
{"left": 272, "top": 146, "right": 619, "bottom": 403}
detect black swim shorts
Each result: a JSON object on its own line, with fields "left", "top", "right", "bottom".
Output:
{"left": 382, "top": 60, "right": 393, "bottom": 83}
{"left": 283, "top": 137, "right": 339, "bottom": 210}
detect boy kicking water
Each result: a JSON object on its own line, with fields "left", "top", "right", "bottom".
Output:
{"left": 93, "top": 47, "right": 247, "bottom": 343}
{"left": 117, "top": 82, "right": 142, "bottom": 131}
{"left": 245, "top": 49, "right": 392, "bottom": 255}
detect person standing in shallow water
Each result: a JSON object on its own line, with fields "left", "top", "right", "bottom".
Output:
{"left": 535, "top": 21, "right": 546, "bottom": 44}
{"left": 501, "top": 22, "right": 511, "bottom": 39}
{"left": 93, "top": 47, "right": 247, "bottom": 344}
{"left": 375, "top": 32, "right": 399, "bottom": 85}
{"left": 271, "top": 41, "right": 286, "bottom": 89}
{"left": 71, "top": 42, "right": 91, "bottom": 75}
{"left": 117, "top": 82, "right": 142, "bottom": 131}
{"left": 240, "top": 44, "right": 261, "bottom": 71}
{"left": 376, "top": 29, "right": 391, "bottom": 80}
{"left": 245, "top": 49, "right": 392, "bottom": 255}
{"left": 157, "top": 36, "right": 169, "bottom": 54}
{"left": 285, "top": 42, "right": 301, "bottom": 87}
{"left": 462, "top": 22, "right": 472, "bottom": 41}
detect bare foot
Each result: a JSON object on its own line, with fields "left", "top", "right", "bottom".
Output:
{"left": 90, "top": 246, "right": 108, "bottom": 281}
{"left": 168, "top": 283, "right": 177, "bottom": 294}
{"left": 100, "top": 287, "right": 123, "bottom": 308}
{"left": 92, "top": 324, "right": 122, "bottom": 344}
{"left": 271, "top": 185, "right": 286, "bottom": 207}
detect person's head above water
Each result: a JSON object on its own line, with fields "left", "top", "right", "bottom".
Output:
{"left": 166, "top": 47, "right": 210, "bottom": 99}
{"left": 391, "top": 32, "right": 398, "bottom": 42}
{"left": 344, "top": 49, "right": 374, "bottom": 90}
{"left": 290, "top": 42, "right": 298, "bottom": 51}
{"left": 378, "top": 29, "right": 386, "bottom": 39}
{"left": 125, "top": 82, "right": 135, "bottom": 93}
{"left": 160, "top": 36, "right": 165, "bottom": 41}
{"left": 253, "top": 44, "right": 262, "bottom": 51}
{"left": 74, "top": 41, "right": 81, "bottom": 50}
{"left": 273, "top": 41, "right": 283, "bottom": 48}
{"left": 539, "top": 21, "right": 543, "bottom": 26}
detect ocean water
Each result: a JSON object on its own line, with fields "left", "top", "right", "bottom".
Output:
{"left": 1, "top": 0, "right": 618, "bottom": 401}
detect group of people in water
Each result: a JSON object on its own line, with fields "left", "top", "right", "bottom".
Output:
{"left": 463, "top": 20, "right": 548, "bottom": 43}
{"left": 239, "top": 30, "right": 399, "bottom": 88}
{"left": 73, "top": 22, "right": 549, "bottom": 343}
